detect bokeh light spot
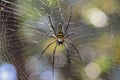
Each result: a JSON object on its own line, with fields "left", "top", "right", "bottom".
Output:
{"left": 87, "top": 8, "right": 108, "bottom": 28}
{"left": 85, "top": 62, "right": 101, "bottom": 78}
{"left": 40, "top": 70, "right": 57, "bottom": 80}
{"left": 0, "top": 63, "right": 17, "bottom": 80}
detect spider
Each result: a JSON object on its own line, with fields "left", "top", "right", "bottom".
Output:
{"left": 38, "top": 7, "right": 82, "bottom": 75}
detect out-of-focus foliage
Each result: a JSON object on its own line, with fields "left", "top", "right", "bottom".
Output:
{"left": 114, "top": 36, "right": 120, "bottom": 64}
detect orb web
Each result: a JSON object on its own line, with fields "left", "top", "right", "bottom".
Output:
{"left": 0, "top": 0, "right": 120, "bottom": 80}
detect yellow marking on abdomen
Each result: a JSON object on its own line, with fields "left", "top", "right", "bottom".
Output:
{"left": 57, "top": 34, "right": 64, "bottom": 38}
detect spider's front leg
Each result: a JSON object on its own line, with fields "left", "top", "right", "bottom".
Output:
{"left": 48, "top": 15, "right": 57, "bottom": 36}
{"left": 64, "top": 6, "right": 72, "bottom": 35}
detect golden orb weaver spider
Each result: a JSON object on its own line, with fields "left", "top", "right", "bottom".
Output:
{"left": 38, "top": 7, "right": 82, "bottom": 75}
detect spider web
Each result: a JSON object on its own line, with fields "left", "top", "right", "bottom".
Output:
{"left": 0, "top": 0, "right": 120, "bottom": 80}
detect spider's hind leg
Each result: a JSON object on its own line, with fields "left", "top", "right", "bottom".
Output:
{"left": 52, "top": 43, "right": 57, "bottom": 76}
{"left": 65, "top": 40, "right": 83, "bottom": 63}
{"left": 64, "top": 44, "right": 71, "bottom": 72}
{"left": 38, "top": 41, "right": 56, "bottom": 60}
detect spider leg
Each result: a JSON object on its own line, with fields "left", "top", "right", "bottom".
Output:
{"left": 65, "top": 40, "right": 82, "bottom": 63}
{"left": 65, "top": 32, "right": 75, "bottom": 38}
{"left": 64, "top": 44, "right": 71, "bottom": 72}
{"left": 52, "top": 43, "right": 57, "bottom": 76}
{"left": 43, "top": 33, "right": 56, "bottom": 39}
{"left": 64, "top": 6, "right": 72, "bottom": 35}
{"left": 48, "top": 15, "right": 57, "bottom": 36}
{"left": 38, "top": 41, "right": 56, "bottom": 60}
